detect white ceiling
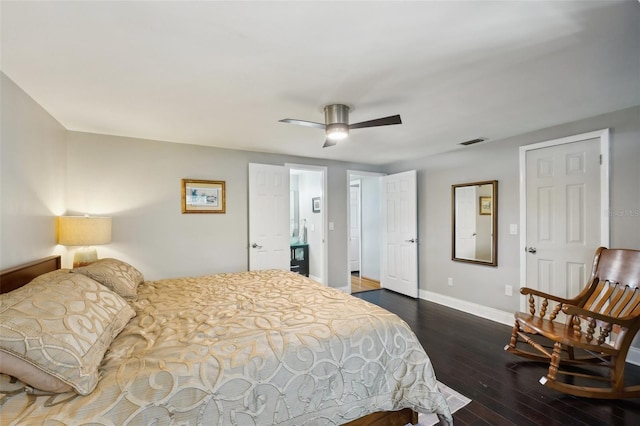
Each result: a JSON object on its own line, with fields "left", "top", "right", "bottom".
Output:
{"left": 2, "top": 1, "right": 639, "bottom": 165}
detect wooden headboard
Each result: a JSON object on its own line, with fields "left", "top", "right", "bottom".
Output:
{"left": 0, "top": 255, "right": 61, "bottom": 294}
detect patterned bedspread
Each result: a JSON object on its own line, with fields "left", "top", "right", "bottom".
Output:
{"left": 1, "top": 269, "right": 452, "bottom": 425}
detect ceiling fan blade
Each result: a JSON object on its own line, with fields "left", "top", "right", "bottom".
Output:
{"left": 349, "top": 114, "right": 402, "bottom": 130}
{"left": 279, "top": 118, "right": 326, "bottom": 129}
{"left": 322, "top": 139, "right": 337, "bottom": 148}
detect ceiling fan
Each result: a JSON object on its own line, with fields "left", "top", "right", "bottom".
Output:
{"left": 279, "top": 104, "right": 402, "bottom": 148}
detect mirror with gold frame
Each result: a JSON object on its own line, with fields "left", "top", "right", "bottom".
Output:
{"left": 451, "top": 180, "right": 498, "bottom": 266}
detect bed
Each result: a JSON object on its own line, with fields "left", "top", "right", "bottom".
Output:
{"left": 1, "top": 256, "right": 452, "bottom": 425}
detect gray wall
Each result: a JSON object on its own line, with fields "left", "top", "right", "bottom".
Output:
{"left": 384, "top": 105, "right": 640, "bottom": 314}
{"left": 0, "top": 73, "right": 67, "bottom": 268}
{"left": 65, "top": 131, "right": 381, "bottom": 284}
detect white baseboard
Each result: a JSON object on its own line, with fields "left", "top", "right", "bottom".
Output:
{"left": 420, "top": 289, "right": 514, "bottom": 327}
{"left": 420, "top": 289, "right": 640, "bottom": 367}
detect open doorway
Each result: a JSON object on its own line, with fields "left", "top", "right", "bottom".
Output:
{"left": 347, "top": 171, "right": 384, "bottom": 293}
{"left": 288, "top": 164, "right": 327, "bottom": 285}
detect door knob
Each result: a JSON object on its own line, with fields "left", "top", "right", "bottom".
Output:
{"left": 525, "top": 246, "right": 537, "bottom": 254}
{"left": 251, "top": 243, "right": 263, "bottom": 249}
{"left": 405, "top": 238, "right": 417, "bottom": 243}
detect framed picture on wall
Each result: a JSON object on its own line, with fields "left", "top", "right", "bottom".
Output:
{"left": 182, "top": 179, "right": 226, "bottom": 213}
{"left": 312, "top": 197, "right": 321, "bottom": 213}
{"left": 479, "top": 196, "right": 492, "bottom": 215}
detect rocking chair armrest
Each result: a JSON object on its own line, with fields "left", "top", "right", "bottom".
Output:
{"left": 562, "top": 305, "right": 637, "bottom": 327}
{"left": 520, "top": 287, "right": 575, "bottom": 304}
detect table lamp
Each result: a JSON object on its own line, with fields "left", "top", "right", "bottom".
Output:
{"left": 57, "top": 216, "right": 112, "bottom": 267}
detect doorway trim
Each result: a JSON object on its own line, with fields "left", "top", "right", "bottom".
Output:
{"left": 286, "top": 163, "right": 328, "bottom": 285}
{"left": 349, "top": 180, "right": 362, "bottom": 276}
{"left": 518, "top": 128, "right": 610, "bottom": 311}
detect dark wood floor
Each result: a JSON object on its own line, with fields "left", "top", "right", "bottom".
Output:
{"left": 354, "top": 289, "right": 640, "bottom": 426}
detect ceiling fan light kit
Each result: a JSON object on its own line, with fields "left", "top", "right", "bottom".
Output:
{"left": 326, "top": 123, "right": 349, "bottom": 141}
{"left": 324, "top": 104, "right": 350, "bottom": 141}
{"left": 280, "top": 103, "right": 402, "bottom": 148}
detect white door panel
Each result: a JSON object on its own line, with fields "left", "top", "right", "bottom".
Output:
{"left": 381, "top": 170, "right": 418, "bottom": 298}
{"left": 249, "top": 163, "right": 289, "bottom": 271}
{"left": 522, "top": 131, "right": 609, "bottom": 311}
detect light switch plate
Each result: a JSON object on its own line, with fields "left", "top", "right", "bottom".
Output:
{"left": 509, "top": 224, "right": 518, "bottom": 235}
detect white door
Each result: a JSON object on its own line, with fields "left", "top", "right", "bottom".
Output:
{"left": 381, "top": 170, "right": 418, "bottom": 298}
{"left": 521, "top": 131, "right": 609, "bottom": 306}
{"left": 248, "top": 163, "right": 290, "bottom": 270}
{"left": 349, "top": 183, "right": 361, "bottom": 273}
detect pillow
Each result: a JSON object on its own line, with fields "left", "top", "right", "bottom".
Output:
{"left": 0, "top": 272, "right": 135, "bottom": 395}
{"left": 72, "top": 258, "right": 144, "bottom": 301}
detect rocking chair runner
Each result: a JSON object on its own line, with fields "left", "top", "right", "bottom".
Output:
{"left": 505, "top": 247, "right": 640, "bottom": 398}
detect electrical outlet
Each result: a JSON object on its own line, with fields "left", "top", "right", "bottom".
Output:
{"left": 505, "top": 285, "right": 513, "bottom": 296}
{"left": 447, "top": 277, "right": 453, "bottom": 287}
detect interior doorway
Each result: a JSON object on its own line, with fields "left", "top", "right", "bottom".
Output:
{"left": 347, "top": 171, "right": 384, "bottom": 293}
{"left": 288, "top": 164, "right": 327, "bottom": 285}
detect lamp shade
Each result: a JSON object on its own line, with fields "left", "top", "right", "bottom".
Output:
{"left": 58, "top": 216, "right": 112, "bottom": 246}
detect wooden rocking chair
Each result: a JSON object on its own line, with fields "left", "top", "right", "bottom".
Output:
{"left": 505, "top": 247, "right": 640, "bottom": 398}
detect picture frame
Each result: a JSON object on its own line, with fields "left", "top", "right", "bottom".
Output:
{"left": 182, "top": 179, "right": 226, "bottom": 214}
{"left": 312, "top": 197, "right": 321, "bottom": 213}
{"left": 479, "top": 196, "right": 492, "bottom": 215}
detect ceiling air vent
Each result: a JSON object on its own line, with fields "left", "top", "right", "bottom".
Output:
{"left": 460, "top": 138, "right": 487, "bottom": 146}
